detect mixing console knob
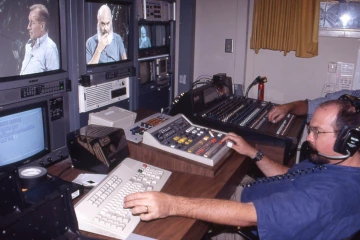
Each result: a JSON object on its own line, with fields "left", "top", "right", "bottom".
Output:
{"left": 47, "top": 157, "right": 52, "bottom": 162}
{"left": 40, "top": 161, "right": 45, "bottom": 166}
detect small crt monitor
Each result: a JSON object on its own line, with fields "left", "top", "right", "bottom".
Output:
{"left": 139, "top": 25, "right": 152, "bottom": 49}
{"left": 85, "top": 1, "right": 131, "bottom": 65}
{"left": 0, "top": 106, "right": 48, "bottom": 168}
{"left": 155, "top": 25, "right": 167, "bottom": 47}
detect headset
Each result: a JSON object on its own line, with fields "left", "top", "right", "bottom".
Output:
{"left": 329, "top": 94, "right": 360, "bottom": 158}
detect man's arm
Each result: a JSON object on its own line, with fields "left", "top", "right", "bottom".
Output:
{"left": 87, "top": 34, "right": 109, "bottom": 64}
{"left": 268, "top": 100, "right": 308, "bottom": 123}
{"left": 87, "top": 48, "right": 102, "bottom": 64}
{"left": 45, "top": 45, "right": 60, "bottom": 71}
{"left": 124, "top": 192, "right": 257, "bottom": 227}
{"left": 221, "top": 133, "right": 289, "bottom": 176}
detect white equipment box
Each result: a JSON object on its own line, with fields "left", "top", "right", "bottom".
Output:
{"left": 79, "top": 77, "right": 129, "bottom": 113}
{"left": 88, "top": 106, "right": 137, "bottom": 129}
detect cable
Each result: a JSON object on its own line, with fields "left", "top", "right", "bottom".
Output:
{"left": 57, "top": 165, "right": 72, "bottom": 178}
{"left": 244, "top": 76, "right": 267, "bottom": 98}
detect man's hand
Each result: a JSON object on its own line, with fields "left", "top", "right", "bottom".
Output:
{"left": 221, "top": 132, "right": 257, "bottom": 158}
{"left": 268, "top": 104, "right": 291, "bottom": 123}
{"left": 124, "top": 192, "right": 174, "bottom": 221}
{"left": 97, "top": 33, "right": 110, "bottom": 52}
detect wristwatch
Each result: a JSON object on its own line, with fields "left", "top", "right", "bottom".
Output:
{"left": 252, "top": 150, "right": 264, "bottom": 162}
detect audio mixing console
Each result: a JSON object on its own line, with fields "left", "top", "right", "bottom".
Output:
{"left": 142, "top": 114, "right": 231, "bottom": 166}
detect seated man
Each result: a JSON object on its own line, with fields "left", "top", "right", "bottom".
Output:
{"left": 124, "top": 99, "right": 360, "bottom": 239}
{"left": 268, "top": 89, "right": 360, "bottom": 123}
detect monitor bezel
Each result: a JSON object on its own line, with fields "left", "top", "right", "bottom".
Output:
{"left": 0, "top": 0, "right": 69, "bottom": 90}
{"left": 0, "top": 100, "right": 51, "bottom": 169}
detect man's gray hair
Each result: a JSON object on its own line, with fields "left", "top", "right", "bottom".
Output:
{"left": 29, "top": 4, "right": 50, "bottom": 31}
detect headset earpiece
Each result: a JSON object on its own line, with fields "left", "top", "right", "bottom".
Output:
{"left": 333, "top": 95, "right": 360, "bottom": 156}
{"left": 333, "top": 126, "right": 360, "bottom": 156}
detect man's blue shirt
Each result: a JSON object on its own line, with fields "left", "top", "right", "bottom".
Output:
{"left": 242, "top": 160, "right": 360, "bottom": 240}
{"left": 86, "top": 33, "right": 126, "bottom": 64}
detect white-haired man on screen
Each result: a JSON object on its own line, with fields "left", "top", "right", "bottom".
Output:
{"left": 139, "top": 26, "right": 151, "bottom": 49}
{"left": 86, "top": 4, "right": 127, "bottom": 64}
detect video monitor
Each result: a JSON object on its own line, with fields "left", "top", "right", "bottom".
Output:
{"left": 0, "top": 0, "right": 62, "bottom": 79}
{"left": 84, "top": 1, "right": 131, "bottom": 65}
{"left": 0, "top": 103, "right": 49, "bottom": 168}
{"left": 155, "top": 25, "right": 167, "bottom": 47}
{"left": 139, "top": 25, "right": 152, "bottom": 49}
{"left": 139, "top": 61, "right": 152, "bottom": 84}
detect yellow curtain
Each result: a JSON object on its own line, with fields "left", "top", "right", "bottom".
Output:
{"left": 250, "top": 0, "right": 320, "bottom": 58}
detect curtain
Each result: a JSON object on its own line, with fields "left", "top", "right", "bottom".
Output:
{"left": 250, "top": 0, "right": 320, "bottom": 58}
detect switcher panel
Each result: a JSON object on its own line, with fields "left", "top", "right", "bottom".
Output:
{"left": 142, "top": 114, "right": 230, "bottom": 166}
{"left": 124, "top": 113, "right": 171, "bottom": 143}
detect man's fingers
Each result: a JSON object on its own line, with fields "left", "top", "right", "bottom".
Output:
{"left": 124, "top": 192, "right": 149, "bottom": 207}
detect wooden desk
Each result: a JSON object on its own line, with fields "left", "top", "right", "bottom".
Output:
{"left": 48, "top": 149, "right": 248, "bottom": 240}
{"left": 47, "top": 109, "right": 249, "bottom": 240}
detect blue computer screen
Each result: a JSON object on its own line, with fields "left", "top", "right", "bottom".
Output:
{"left": 0, "top": 108, "right": 45, "bottom": 166}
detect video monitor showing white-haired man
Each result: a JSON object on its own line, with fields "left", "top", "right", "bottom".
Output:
{"left": 85, "top": 2, "right": 130, "bottom": 65}
{"left": 139, "top": 25, "right": 151, "bottom": 49}
{"left": 0, "top": 0, "right": 61, "bottom": 78}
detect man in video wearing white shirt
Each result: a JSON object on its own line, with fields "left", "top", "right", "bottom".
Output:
{"left": 20, "top": 4, "right": 59, "bottom": 75}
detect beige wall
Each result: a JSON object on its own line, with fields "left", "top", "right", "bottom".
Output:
{"left": 194, "top": 0, "right": 360, "bottom": 103}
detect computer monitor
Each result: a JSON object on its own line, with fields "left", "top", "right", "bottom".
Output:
{"left": 0, "top": 93, "right": 69, "bottom": 169}
{"left": 0, "top": 103, "right": 48, "bottom": 167}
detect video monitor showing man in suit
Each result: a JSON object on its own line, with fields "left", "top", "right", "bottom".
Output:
{"left": 86, "top": 4, "right": 128, "bottom": 64}
{"left": 139, "top": 25, "right": 151, "bottom": 49}
{"left": 0, "top": 1, "right": 61, "bottom": 78}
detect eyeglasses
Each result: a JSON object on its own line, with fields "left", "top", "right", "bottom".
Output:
{"left": 306, "top": 124, "right": 336, "bottom": 140}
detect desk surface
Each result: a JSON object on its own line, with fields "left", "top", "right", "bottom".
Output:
{"left": 48, "top": 109, "right": 249, "bottom": 240}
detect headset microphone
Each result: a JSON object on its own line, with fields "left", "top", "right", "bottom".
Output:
{"left": 317, "top": 150, "right": 350, "bottom": 160}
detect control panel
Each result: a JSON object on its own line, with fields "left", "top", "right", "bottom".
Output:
{"left": 124, "top": 112, "right": 171, "bottom": 143}
{"left": 137, "top": 0, "right": 175, "bottom": 21}
{"left": 142, "top": 114, "right": 230, "bottom": 166}
{"left": 21, "top": 80, "right": 65, "bottom": 98}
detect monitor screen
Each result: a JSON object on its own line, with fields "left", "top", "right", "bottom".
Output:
{"left": 139, "top": 61, "right": 151, "bottom": 84}
{"left": 0, "top": 106, "right": 48, "bottom": 167}
{"left": 139, "top": 25, "right": 152, "bottom": 49}
{"left": 85, "top": 1, "right": 131, "bottom": 65}
{"left": 155, "top": 25, "right": 166, "bottom": 47}
{"left": 0, "top": 0, "right": 61, "bottom": 78}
